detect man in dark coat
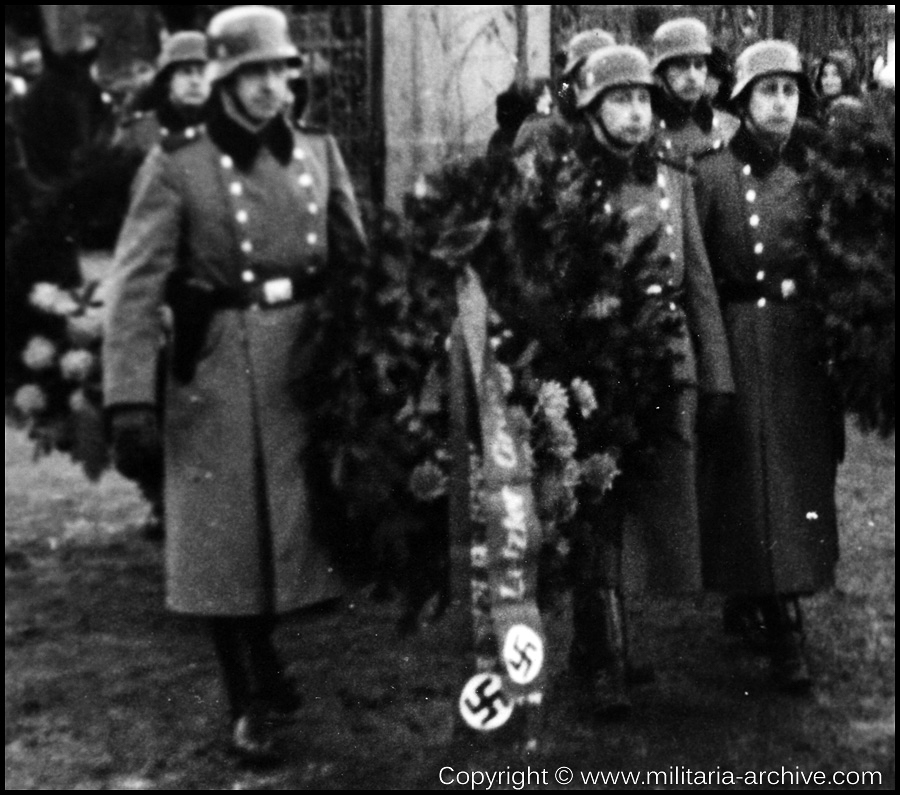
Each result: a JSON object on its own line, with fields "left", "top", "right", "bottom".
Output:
{"left": 694, "top": 40, "right": 842, "bottom": 693}
{"left": 650, "top": 17, "right": 739, "bottom": 169}
{"left": 103, "top": 6, "right": 367, "bottom": 761}
{"left": 565, "top": 45, "right": 734, "bottom": 719}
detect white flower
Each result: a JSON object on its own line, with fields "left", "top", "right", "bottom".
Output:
{"left": 29, "top": 283, "right": 79, "bottom": 316}
{"left": 21, "top": 336, "right": 58, "bottom": 372}
{"left": 584, "top": 294, "right": 622, "bottom": 321}
{"left": 60, "top": 350, "right": 97, "bottom": 382}
{"left": 13, "top": 384, "right": 48, "bottom": 416}
{"left": 68, "top": 389, "right": 90, "bottom": 413}
{"left": 580, "top": 451, "right": 622, "bottom": 496}
{"left": 536, "top": 381, "right": 569, "bottom": 422}
{"left": 571, "top": 377, "right": 598, "bottom": 419}
{"left": 496, "top": 364, "right": 514, "bottom": 397}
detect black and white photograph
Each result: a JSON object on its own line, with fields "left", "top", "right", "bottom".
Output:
{"left": 5, "top": 4, "right": 894, "bottom": 789}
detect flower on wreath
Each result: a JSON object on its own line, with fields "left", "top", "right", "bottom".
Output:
{"left": 571, "top": 377, "right": 598, "bottom": 419}
{"left": 583, "top": 294, "right": 622, "bottom": 321}
{"left": 21, "top": 336, "right": 58, "bottom": 372}
{"left": 409, "top": 459, "right": 449, "bottom": 503}
{"left": 13, "top": 384, "right": 49, "bottom": 417}
{"left": 59, "top": 350, "right": 97, "bottom": 382}
{"left": 68, "top": 389, "right": 90, "bottom": 413}
{"left": 580, "top": 450, "right": 622, "bottom": 498}
{"left": 536, "top": 381, "right": 569, "bottom": 423}
{"left": 29, "top": 282, "right": 80, "bottom": 316}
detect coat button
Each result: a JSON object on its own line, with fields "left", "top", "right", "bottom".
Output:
{"left": 757, "top": 298, "right": 767, "bottom": 308}
{"left": 307, "top": 232, "right": 318, "bottom": 245}
{"left": 242, "top": 270, "right": 255, "bottom": 283}
{"left": 749, "top": 214, "right": 760, "bottom": 227}
{"left": 220, "top": 155, "right": 234, "bottom": 170}
{"left": 657, "top": 173, "right": 667, "bottom": 189}
{"left": 756, "top": 270, "right": 765, "bottom": 281}
{"left": 298, "top": 173, "right": 314, "bottom": 188}
{"left": 308, "top": 202, "right": 319, "bottom": 215}
{"left": 241, "top": 240, "right": 253, "bottom": 254}
{"left": 754, "top": 242, "right": 764, "bottom": 255}
{"left": 665, "top": 224, "right": 675, "bottom": 236}
{"left": 293, "top": 147, "right": 306, "bottom": 160}
{"left": 236, "top": 210, "right": 249, "bottom": 224}
{"left": 742, "top": 164, "right": 752, "bottom": 176}
{"left": 745, "top": 189, "right": 757, "bottom": 203}
{"left": 229, "top": 182, "right": 243, "bottom": 197}
{"left": 659, "top": 197, "right": 671, "bottom": 212}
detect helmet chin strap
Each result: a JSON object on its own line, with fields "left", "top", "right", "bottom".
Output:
{"left": 588, "top": 113, "right": 638, "bottom": 156}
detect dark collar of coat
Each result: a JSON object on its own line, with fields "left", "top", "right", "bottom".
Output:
{"left": 570, "top": 120, "right": 659, "bottom": 188}
{"left": 206, "top": 91, "right": 294, "bottom": 171}
{"left": 156, "top": 99, "right": 204, "bottom": 135}
{"left": 729, "top": 118, "right": 822, "bottom": 177}
{"left": 654, "top": 90, "right": 715, "bottom": 134}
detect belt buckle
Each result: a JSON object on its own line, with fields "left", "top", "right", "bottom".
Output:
{"left": 261, "top": 278, "right": 294, "bottom": 306}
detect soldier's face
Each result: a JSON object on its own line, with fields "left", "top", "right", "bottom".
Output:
{"left": 168, "top": 63, "right": 209, "bottom": 108}
{"left": 663, "top": 56, "right": 708, "bottom": 105}
{"left": 747, "top": 75, "right": 799, "bottom": 141}
{"left": 596, "top": 85, "right": 653, "bottom": 147}
{"left": 231, "top": 60, "right": 291, "bottom": 123}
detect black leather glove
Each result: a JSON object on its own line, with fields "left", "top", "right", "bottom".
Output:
{"left": 110, "top": 406, "right": 162, "bottom": 482}
{"left": 697, "top": 393, "right": 735, "bottom": 458}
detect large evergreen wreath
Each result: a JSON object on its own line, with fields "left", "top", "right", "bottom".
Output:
{"left": 806, "top": 90, "right": 895, "bottom": 437}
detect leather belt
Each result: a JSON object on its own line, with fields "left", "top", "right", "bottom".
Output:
{"left": 209, "top": 273, "right": 327, "bottom": 310}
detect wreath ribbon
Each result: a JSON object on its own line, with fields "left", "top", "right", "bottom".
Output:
{"left": 451, "top": 267, "right": 546, "bottom": 741}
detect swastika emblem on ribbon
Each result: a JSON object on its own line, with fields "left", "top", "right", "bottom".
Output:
{"left": 459, "top": 673, "right": 513, "bottom": 731}
{"left": 502, "top": 624, "right": 544, "bottom": 686}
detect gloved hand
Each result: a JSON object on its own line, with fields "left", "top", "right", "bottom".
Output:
{"left": 109, "top": 406, "right": 162, "bottom": 481}
{"left": 697, "top": 393, "right": 735, "bottom": 458}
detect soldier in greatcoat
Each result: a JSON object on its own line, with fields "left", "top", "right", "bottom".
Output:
{"left": 650, "top": 18, "right": 739, "bottom": 169}
{"left": 112, "top": 31, "right": 210, "bottom": 156}
{"left": 103, "top": 6, "right": 367, "bottom": 760}
{"left": 693, "top": 41, "right": 842, "bottom": 693}
{"left": 565, "top": 46, "right": 734, "bottom": 718}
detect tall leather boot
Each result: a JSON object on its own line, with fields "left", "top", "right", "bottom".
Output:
{"left": 569, "top": 588, "right": 631, "bottom": 720}
{"left": 245, "top": 618, "right": 303, "bottom": 717}
{"left": 763, "top": 596, "right": 812, "bottom": 694}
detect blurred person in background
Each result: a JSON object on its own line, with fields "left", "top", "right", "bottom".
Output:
{"left": 113, "top": 31, "right": 210, "bottom": 156}
{"left": 486, "top": 75, "right": 553, "bottom": 161}
{"left": 651, "top": 17, "right": 739, "bottom": 169}
{"left": 513, "top": 28, "right": 616, "bottom": 162}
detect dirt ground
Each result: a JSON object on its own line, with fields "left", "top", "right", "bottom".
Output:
{"left": 5, "top": 421, "right": 895, "bottom": 790}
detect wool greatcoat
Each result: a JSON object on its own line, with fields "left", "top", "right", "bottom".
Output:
{"left": 652, "top": 92, "right": 740, "bottom": 170}
{"left": 693, "top": 123, "right": 840, "bottom": 596}
{"left": 567, "top": 131, "right": 735, "bottom": 596}
{"left": 103, "top": 97, "right": 367, "bottom": 616}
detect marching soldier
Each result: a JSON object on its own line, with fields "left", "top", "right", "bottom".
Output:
{"left": 650, "top": 18, "right": 739, "bottom": 169}
{"left": 694, "top": 41, "right": 842, "bottom": 693}
{"left": 103, "top": 6, "right": 367, "bottom": 761}
{"left": 566, "top": 45, "right": 734, "bottom": 718}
